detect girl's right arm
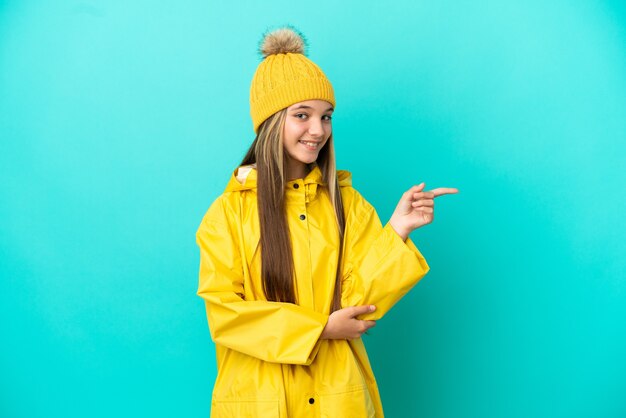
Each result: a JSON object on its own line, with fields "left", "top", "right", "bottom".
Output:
{"left": 320, "top": 305, "right": 377, "bottom": 340}
{"left": 196, "top": 212, "right": 329, "bottom": 366}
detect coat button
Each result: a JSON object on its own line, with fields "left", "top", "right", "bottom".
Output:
{"left": 299, "top": 214, "right": 306, "bottom": 220}
{"left": 293, "top": 183, "right": 299, "bottom": 189}
{"left": 308, "top": 398, "right": 315, "bottom": 404}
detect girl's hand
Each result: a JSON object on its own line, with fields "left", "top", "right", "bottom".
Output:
{"left": 389, "top": 183, "right": 459, "bottom": 240}
{"left": 320, "top": 305, "right": 377, "bottom": 340}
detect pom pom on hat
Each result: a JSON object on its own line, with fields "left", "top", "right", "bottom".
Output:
{"left": 250, "top": 25, "right": 335, "bottom": 134}
{"left": 258, "top": 25, "right": 307, "bottom": 58}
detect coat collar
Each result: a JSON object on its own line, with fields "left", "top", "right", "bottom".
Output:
{"left": 224, "top": 163, "right": 352, "bottom": 194}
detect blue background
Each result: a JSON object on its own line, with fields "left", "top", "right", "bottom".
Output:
{"left": 1, "top": 1, "right": 625, "bottom": 417}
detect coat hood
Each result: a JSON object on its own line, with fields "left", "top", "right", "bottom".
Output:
{"left": 224, "top": 164, "right": 353, "bottom": 193}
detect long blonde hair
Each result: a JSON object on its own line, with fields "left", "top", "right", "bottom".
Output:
{"left": 240, "top": 109, "right": 345, "bottom": 312}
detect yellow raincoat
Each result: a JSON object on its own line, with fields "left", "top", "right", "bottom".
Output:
{"left": 196, "top": 164, "right": 430, "bottom": 417}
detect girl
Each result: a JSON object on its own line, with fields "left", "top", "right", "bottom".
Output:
{"left": 196, "top": 26, "right": 458, "bottom": 417}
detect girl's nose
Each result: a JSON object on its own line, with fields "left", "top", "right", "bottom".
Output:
{"left": 308, "top": 120, "right": 324, "bottom": 137}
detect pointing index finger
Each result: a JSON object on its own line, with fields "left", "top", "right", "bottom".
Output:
{"left": 430, "top": 187, "right": 459, "bottom": 197}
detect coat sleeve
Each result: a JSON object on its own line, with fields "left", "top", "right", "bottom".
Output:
{"left": 341, "top": 192, "right": 430, "bottom": 321}
{"left": 196, "top": 199, "right": 328, "bottom": 365}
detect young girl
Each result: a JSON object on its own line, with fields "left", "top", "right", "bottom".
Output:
{"left": 196, "top": 26, "right": 458, "bottom": 417}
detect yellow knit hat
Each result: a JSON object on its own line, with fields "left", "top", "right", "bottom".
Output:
{"left": 249, "top": 26, "right": 335, "bottom": 134}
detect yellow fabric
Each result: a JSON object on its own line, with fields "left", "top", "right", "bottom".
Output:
{"left": 249, "top": 52, "right": 335, "bottom": 134}
{"left": 196, "top": 165, "right": 430, "bottom": 417}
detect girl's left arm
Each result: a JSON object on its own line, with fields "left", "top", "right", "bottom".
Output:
{"left": 388, "top": 182, "right": 459, "bottom": 241}
{"left": 341, "top": 183, "right": 457, "bottom": 321}
{"left": 340, "top": 196, "right": 430, "bottom": 321}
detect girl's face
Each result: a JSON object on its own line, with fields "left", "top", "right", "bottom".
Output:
{"left": 283, "top": 99, "right": 334, "bottom": 178}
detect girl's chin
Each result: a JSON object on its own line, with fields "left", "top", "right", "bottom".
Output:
{"left": 297, "top": 157, "right": 318, "bottom": 165}
{"left": 291, "top": 153, "right": 318, "bottom": 165}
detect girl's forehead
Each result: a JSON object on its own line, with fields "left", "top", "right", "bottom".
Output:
{"left": 288, "top": 99, "right": 334, "bottom": 111}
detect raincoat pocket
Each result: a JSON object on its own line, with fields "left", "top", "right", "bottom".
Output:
{"left": 211, "top": 399, "right": 280, "bottom": 418}
{"left": 319, "top": 385, "right": 375, "bottom": 418}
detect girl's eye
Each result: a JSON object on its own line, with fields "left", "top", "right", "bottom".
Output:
{"left": 293, "top": 113, "right": 332, "bottom": 121}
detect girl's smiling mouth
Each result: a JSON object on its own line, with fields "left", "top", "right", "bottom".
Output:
{"left": 299, "top": 140, "right": 320, "bottom": 150}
